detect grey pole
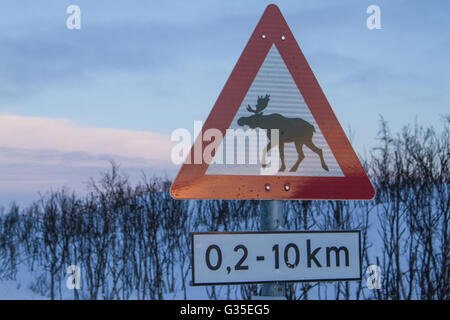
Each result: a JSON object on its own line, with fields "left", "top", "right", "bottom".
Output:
{"left": 260, "top": 200, "right": 286, "bottom": 297}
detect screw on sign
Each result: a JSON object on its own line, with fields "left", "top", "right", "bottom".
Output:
{"left": 170, "top": 4, "right": 375, "bottom": 200}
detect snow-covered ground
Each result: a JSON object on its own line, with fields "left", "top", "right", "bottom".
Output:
{"left": 0, "top": 203, "right": 386, "bottom": 300}
{"left": 0, "top": 281, "right": 46, "bottom": 300}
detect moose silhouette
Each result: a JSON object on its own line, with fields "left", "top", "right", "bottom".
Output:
{"left": 237, "top": 94, "right": 329, "bottom": 172}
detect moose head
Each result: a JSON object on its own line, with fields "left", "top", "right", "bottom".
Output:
{"left": 237, "top": 94, "right": 270, "bottom": 129}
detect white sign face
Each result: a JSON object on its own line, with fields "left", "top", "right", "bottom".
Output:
{"left": 191, "top": 231, "right": 361, "bottom": 285}
{"left": 205, "top": 46, "right": 344, "bottom": 178}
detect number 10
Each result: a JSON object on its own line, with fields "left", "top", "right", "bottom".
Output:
{"left": 272, "top": 243, "right": 300, "bottom": 269}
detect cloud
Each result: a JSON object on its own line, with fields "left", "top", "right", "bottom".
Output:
{"left": 0, "top": 7, "right": 253, "bottom": 102}
{"left": 0, "top": 114, "right": 174, "bottom": 166}
{"left": 0, "top": 115, "right": 178, "bottom": 205}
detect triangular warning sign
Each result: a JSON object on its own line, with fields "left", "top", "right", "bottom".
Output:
{"left": 170, "top": 4, "right": 375, "bottom": 200}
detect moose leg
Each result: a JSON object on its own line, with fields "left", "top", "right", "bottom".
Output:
{"left": 261, "top": 142, "right": 272, "bottom": 168}
{"left": 290, "top": 141, "right": 304, "bottom": 172}
{"left": 278, "top": 143, "right": 286, "bottom": 172}
{"left": 305, "top": 141, "right": 329, "bottom": 171}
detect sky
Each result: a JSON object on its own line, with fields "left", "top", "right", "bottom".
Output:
{"left": 0, "top": 0, "right": 449, "bottom": 205}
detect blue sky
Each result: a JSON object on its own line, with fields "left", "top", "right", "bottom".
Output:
{"left": 0, "top": 0, "right": 449, "bottom": 205}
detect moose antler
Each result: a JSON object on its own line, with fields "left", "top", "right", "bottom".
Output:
{"left": 256, "top": 94, "right": 270, "bottom": 113}
{"left": 247, "top": 104, "right": 258, "bottom": 113}
{"left": 247, "top": 94, "right": 270, "bottom": 114}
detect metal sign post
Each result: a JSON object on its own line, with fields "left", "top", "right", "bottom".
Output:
{"left": 260, "top": 200, "right": 285, "bottom": 298}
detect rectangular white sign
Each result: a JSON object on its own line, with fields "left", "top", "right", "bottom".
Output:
{"left": 191, "top": 231, "right": 361, "bottom": 285}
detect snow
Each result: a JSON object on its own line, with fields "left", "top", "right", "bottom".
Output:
{"left": 0, "top": 280, "right": 47, "bottom": 300}
{"left": 0, "top": 203, "right": 386, "bottom": 300}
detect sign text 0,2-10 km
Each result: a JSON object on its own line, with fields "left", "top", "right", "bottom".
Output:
{"left": 191, "top": 231, "right": 362, "bottom": 285}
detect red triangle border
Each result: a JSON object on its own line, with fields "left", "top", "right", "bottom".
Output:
{"left": 171, "top": 4, "right": 375, "bottom": 200}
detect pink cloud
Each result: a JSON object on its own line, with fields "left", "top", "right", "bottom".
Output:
{"left": 0, "top": 114, "right": 174, "bottom": 167}
{"left": 0, "top": 114, "right": 179, "bottom": 204}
